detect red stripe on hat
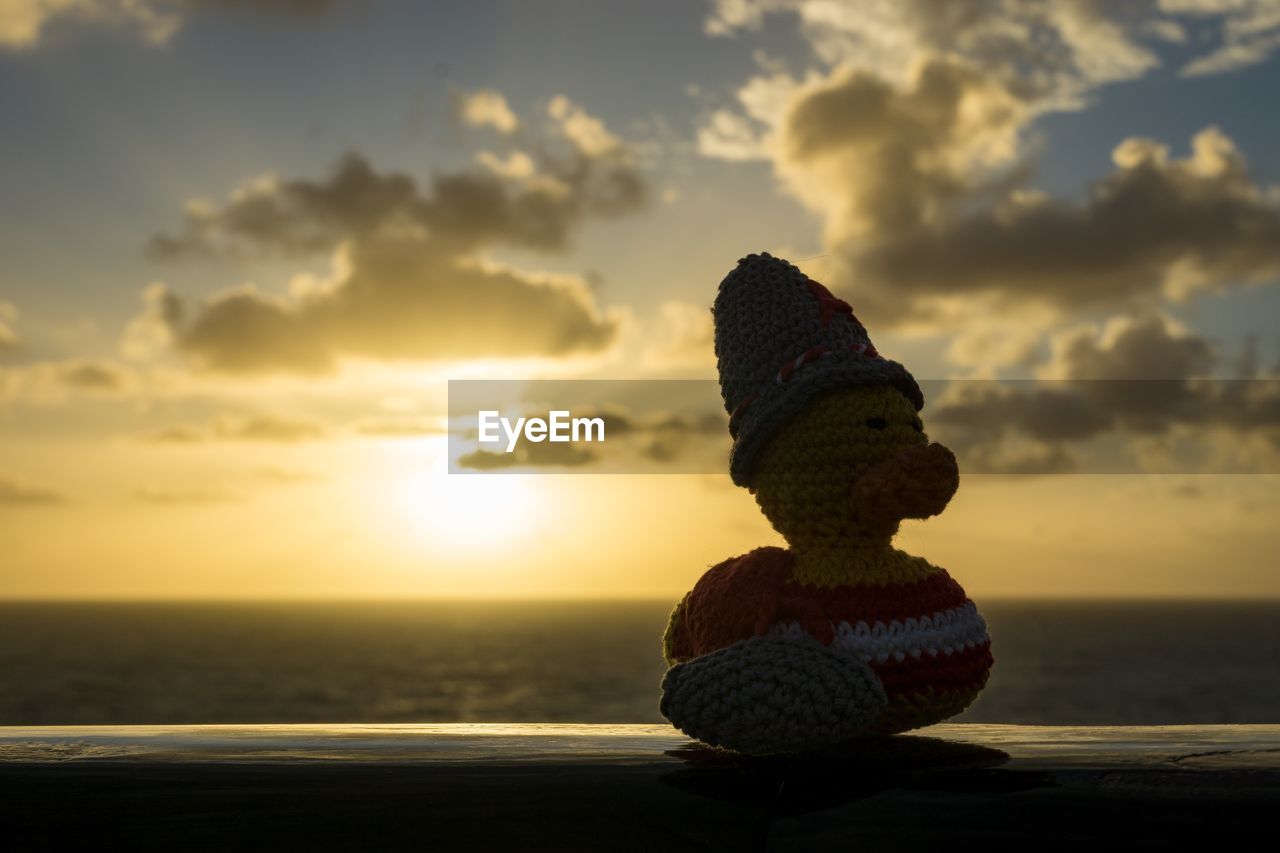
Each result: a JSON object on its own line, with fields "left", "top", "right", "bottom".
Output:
{"left": 727, "top": 393, "right": 757, "bottom": 439}
{"left": 806, "top": 279, "right": 857, "bottom": 328}
{"left": 777, "top": 345, "right": 830, "bottom": 383}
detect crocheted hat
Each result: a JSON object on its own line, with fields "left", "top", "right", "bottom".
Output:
{"left": 715, "top": 253, "right": 923, "bottom": 487}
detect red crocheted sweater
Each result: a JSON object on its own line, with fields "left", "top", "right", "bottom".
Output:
{"left": 666, "top": 546, "right": 992, "bottom": 701}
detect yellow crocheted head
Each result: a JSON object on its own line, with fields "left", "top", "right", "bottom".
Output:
{"left": 752, "top": 384, "right": 958, "bottom": 580}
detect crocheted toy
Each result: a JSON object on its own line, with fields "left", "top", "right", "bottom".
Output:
{"left": 660, "top": 253, "right": 992, "bottom": 755}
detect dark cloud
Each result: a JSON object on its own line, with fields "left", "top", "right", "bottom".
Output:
{"left": 845, "top": 128, "right": 1280, "bottom": 320}
{"left": 928, "top": 314, "right": 1280, "bottom": 472}
{"left": 953, "top": 439, "right": 1078, "bottom": 476}
{"left": 147, "top": 154, "right": 421, "bottom": 260}
{"left": 783, "top": 57, "right": 1030, "bottom": 237}
{"left": 0, "top": 476, "right": 67, "bottom": 506}
{"left": 143, "top": 414, "right": 328, "bottom": 443}
{"left": 138, "top": 95, "right": 645, "bottom": 375}
{"left": 352, "top": 416, "right": 445, "bottom": 437}
{"left": 135, "top": 485, "right": 240, "bottom": 505}
{"left": 55, "top": 360, "right": 135, "bottom": 392}
{"left": 768, "top": 55, "right": 1280, "bottom": 325}
{"left": 933, "top": 379, "right": 1280, "bottom": 473}
{"left": 458, "top": 441, "right": 597, "bottom": 470}
{"left": 148, "top": 142, "right": 644, "bottom": 260}
{"left": 1048, "top": 314, "right": 1216, "bottom": 381}
{"left": 0, "top": 359, "right": 136, "bottom": 401}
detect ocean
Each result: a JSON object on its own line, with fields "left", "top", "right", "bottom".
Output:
{"left": 0, "top": 601, "right": 1277, "bottom": 726}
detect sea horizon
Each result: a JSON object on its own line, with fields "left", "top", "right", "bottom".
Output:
{"left": 3, "top": 599, "right": 1277, "bottom": 728}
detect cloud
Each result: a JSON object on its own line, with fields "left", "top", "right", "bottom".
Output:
{"left": 1039, "top": 313, "right": 1215, "bottom": 381}
{"left": 929, "top": 313, "right": 1280, "bottom": 472}
{"left": 0, "top": 358, "right": 137, "bottom": 402}
{"left": 0, "top": 0, "right": 338, "bottom": 51}
{"left": 458, "top": 441, "right": 597, "bottom": 470}
{"left": 696, "top": 108, "right": 772, "bottom": 161}
{"left": 945, "top": 323, "right": 1044, "bottom": 373}
{"left": 951, "top": 434, "right": 1078, "bottom": 476}
{"left": 1168, "top": 0, "right": 1280, "bottom": 76}
{"left": 703, "top": 48, "right": 1280, "bottom": 329}
{"left": 149, "top": 112, "right": 644, "bottom": 259}
{"left": 640, "top": 301, "right": 715, "bottom": 371}
{"left": 0, "top": 475, "right": 67, "bottom": 506}
{"left": 146, "top": 155, "right": 422, "bottom": 260}
{"left": 137, "top": 95, "right": 646, "bottom": 375}
{"left": 143, "top": 413, "right": 327, "bottom": 443}
{"left": 55, "top": 360, "right": 136, "bottom": 392}
{"left": 453, "top": 90, "right": 520, "bottom": 134}
{"left": 121, "top": 282, "right": 182, "bottom": 360}
{"left": 0, "top": 301, "right": 17, "bottom": 353}
{"left": 547, "top": 94, "right": 622, "bottom": 157}
{"left": 352, "top": 415, "right": 446, "bottom": 437}
{"left": 700, "top": 0, "right": 1171, "bottom": 136}
{"left": 779, "top": 57, "right": 1029, "bottom": 240}
{"left": 134, "top": 484, "right": 240, "bottom": 505}
{"left": 703, "top": 1, "right": 1280, "bottom": 103}
{"left": 698, "top": 2, "right": 1280, "bottom": 334}
{"left": 841, "top": 126, "right": 1280, "bottom": 323}
{"left": 0, "top": 0, "right": 179, "bottom": 50}
{"left": 143, "top": 244, "right": 619, "bottom": 374}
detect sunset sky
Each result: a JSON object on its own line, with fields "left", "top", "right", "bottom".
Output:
{"left": 2, "top": 0, "right": 1279, "bottom": 599}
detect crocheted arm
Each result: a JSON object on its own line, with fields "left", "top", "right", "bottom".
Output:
{"left": 660, "top": 634, "right": 888, "bottom": 755}
{"left": 659, "top": 549, "right": 888, "bottom": 754}
{"left": 662, "top": 548, "right": 789, "bottom": 666}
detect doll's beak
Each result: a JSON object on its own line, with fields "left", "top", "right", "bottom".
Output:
{"left": 851, "top": 442, "right": 959, "bottom": 527}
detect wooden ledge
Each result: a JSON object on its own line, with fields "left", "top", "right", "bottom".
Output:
{"left": 1, "top": 724, "right": 1277, "bottom": 850}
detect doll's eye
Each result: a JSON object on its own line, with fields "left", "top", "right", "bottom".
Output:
{"left": 911, "top": 417, "right": 923, "bottom": 432}
{"left": 865, "top": 416, "right": 888, "bottom": 430}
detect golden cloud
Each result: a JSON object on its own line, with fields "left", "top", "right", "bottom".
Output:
{"left": 700, "top": 3, "right": 1280, "bottom": 335}
{"left": 136, "top": 94, "right": 646, "bottom": 375}
{"left": 453, "top": 90, "right": 520, "bottom": 134}
{"left": 0, "top": 0, "right": 338, "bottom": 50}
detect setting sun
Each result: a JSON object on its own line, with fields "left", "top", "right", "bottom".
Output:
{"left": 392, "top": 451, "right": 543, "bottom": 556}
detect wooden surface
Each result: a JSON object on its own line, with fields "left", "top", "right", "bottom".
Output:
{"left": 2, "top": 723, "right": 1278, "bottom": 850}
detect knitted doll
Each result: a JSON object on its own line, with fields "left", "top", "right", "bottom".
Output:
{"left": 660, "top": 253, "right": 992, "bottom": 755}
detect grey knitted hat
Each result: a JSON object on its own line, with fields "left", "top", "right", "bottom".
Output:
{"left": 714, "top": 252, "right": 924, "bottom": 488}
